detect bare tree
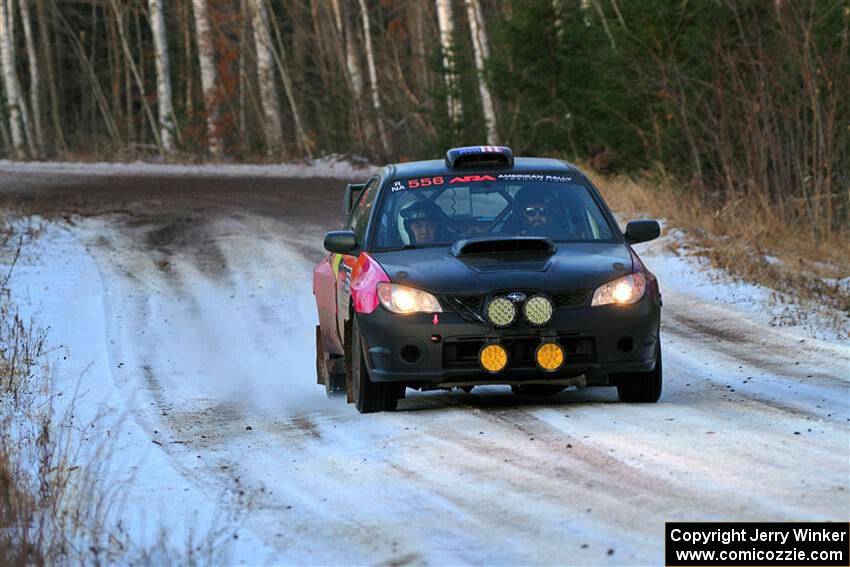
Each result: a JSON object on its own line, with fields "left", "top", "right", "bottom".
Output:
{"left": 18, "top": 0, "right": 43, "bottom": 155}
{"left": 358, "top": 0, "right": 389, "bottom": 155}
{"left": 191, "top": 0, "right": 224, "bottom": 157}
{"left": 331, "top": 0, "right": 364, "bottom": 99}
{"left": 249, "top": 0, "right": 283, "bottom": 155}
{"left": 148, "top": 0, "right": 177, "bottom": 152}
{"left": 465, "top": 0, "right": 497, "bottom": 144}
{"left": 0, "top": 0, "right": 27, "bottom": 157}
{"left": 436, "top": 0, "right": 462, "bottom": 128}
{"left": 109, "top": 0, "right": 162, "bottom": 153}
{"left": 37, "top": 0, "right": 64, "bottom": 154}
{"left": 263, "top": 0, "right": 312, "bottom": 159}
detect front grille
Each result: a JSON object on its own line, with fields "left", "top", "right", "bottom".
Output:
{"left": 550, "top": 290, "right": 589, "bottom": 307}
{"left": 443, "top": 335, "right": 596, "bottom": 370}
{"left": 444, "top": 294, "right": 485, "bottom": 312}
{"left": 442, "top": 290, "right": 589, "bottom": 321}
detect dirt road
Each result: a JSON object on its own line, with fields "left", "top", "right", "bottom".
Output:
{"left": 2, "top": 168, "right": 848, "bottom": 565}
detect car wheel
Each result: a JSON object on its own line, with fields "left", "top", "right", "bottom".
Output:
{"left": 615, "top": 345, "right": 662, "bottom": 403}
{"left": 351, "top": 315, "right": 399, "bottom": 413}
{"left": 510, "top": 384, "right": 565, "bottom": 397}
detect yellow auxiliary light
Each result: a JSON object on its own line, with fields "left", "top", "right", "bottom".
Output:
{"left": 523, "top": 296, "right": 554, "bottom": 326}
{"left": 486, "top": 297, "right": 516, "bottom": 328}
{"left": 535, "top": 342, "right": 565, "bottom": 372}
{"left": 479, "top": 343, "right": 509, "bottom": 373}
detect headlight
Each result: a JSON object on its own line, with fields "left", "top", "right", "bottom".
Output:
{"left": 377, "top": 283, "right": 442, "bottom": 314}
{"left": 523, "top": 295, "right": 553, "bottom": 326}
{"left": 591, "top": 273, "right": 646, "bottom": 306}
{"left": 485, "top": 296, "right": 517, "bottom": 327}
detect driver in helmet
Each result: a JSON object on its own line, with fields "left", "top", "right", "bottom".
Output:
{"left": 401, "top": 201, "right": 443, "bottom": 245}
{"left": 513, "top": 186, "right": 558, "bottom": 236}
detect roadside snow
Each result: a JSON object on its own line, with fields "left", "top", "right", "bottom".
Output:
{"left": 632, "top": 225, "right": 849, "bottom": 345}
{"left": 0, "top": 156, "right": 374, "bottom": 179}
{"left": 7, "top": 222, "right": 275, "bottom": 564}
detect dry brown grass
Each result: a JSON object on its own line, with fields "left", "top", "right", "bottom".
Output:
{"left": 0, "top": 222, "right": 234, "bottom": 565}
{"left": 585, "top": 164, "right": 850, "bottom": 331}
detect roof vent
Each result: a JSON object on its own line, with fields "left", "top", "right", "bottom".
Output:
{"left": 446, "top": 146, "right": 513, "bottom": 169}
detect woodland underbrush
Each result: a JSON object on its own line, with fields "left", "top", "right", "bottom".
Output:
{"left": 590, "top": 166, "right": 850, "bottom": 333}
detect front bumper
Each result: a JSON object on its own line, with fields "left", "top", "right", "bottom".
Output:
{"left": 358, "top": 293, "right": 660, "bottom": 386}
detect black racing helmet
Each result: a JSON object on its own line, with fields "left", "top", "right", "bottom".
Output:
{"left": 401, "top": 200, "right": 442, "bottom": 243}
{"left": 514, "top": 186, "right": 557, "bottom": 211}
{"left": 511, "top": 186, "right": 561, "bottom": 232}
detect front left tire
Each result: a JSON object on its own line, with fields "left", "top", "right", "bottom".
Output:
{"left": 350, "top": 315, "right": 399, "bottom": 413}
{"left": 614, "top": 345, "right": 662, "bottom": 403}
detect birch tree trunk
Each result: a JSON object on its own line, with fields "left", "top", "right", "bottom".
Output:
{"left": 436, "top": 0, "right": 462, "bottom": 128}
{"left": 331, "top": 0, "right": 363, "bottom": 99}
{"left": 0, "top": 0, "right": 27, "bottom": 157}
{"left": 19, "top": 0, "right": 43, "bottom": 155}
{"left": 39, "top": 0, "right": 65, "bottom": 153}
{"left": 331, "top": 0, "right": 366, "bottom": 147}
{"left": 249, "top": 0, "right": 283, "bottom": 156}
{"left": 263, "top": 0, "right": 312, "bottom": 159}
{"left": 110, "top": 0, "right": 162, "bottom": 152}
{"left": 465, "top": 0, "right": 497, "bottom": 144}
{"left": 192, "top": 0, "right": 224, "bottom": 157}
{"left": 358, "top": 0, "right": 390, "bottom": 156}
{"left": 148, "top": 0, "right": 176, "bottom": 152}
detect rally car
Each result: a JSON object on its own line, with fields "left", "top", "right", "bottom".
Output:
{"left": 313, "top": 146, "right": 662, "bottom": 413}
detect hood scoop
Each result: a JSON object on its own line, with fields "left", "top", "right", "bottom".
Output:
{"left": 450, "top": 236, "right": 556, "bottom": 257}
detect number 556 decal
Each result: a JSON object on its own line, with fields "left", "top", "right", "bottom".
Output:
{"left": 407, "top": 176, "right": 444, "bottom": 189}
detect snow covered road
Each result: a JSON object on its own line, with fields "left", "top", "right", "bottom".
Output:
{"left": 3, "top": 169, "right": 848, "bottom": 565}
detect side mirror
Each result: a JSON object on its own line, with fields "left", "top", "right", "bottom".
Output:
{"left": 624, "top": 220, "right": 660, "bottom": 244}
{"left": 342, "top": 182, "right": 366, "bottom": 223}
{"left": 324, "top": 230, "right": 358, "bottom": 254}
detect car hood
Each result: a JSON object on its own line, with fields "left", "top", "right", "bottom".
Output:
{"left": 371, "top": 242, "right": 633, "bottom": 294}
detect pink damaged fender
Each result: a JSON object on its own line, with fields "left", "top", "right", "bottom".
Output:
{"left": 349, "top": 252, "right": 390, "bottom": 314}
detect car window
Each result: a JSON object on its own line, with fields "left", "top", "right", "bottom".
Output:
{"left": 349, "top": 177, "right": 380, "bottom": 244}
{"left": 374, "top": 173, "right": 616, "bottom": 249}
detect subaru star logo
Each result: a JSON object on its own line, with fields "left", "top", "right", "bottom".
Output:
{"left": 507, "top": 292, "right": 527, "bottom": 303}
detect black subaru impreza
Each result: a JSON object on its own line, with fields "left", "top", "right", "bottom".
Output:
{"left": 313, "top": 146, "right": 662, "bottom": 413}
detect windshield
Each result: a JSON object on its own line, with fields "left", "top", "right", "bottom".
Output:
{"left": 374, "top": 172, "right": 616, "bottom": 250}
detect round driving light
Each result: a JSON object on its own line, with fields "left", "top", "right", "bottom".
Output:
{"left": 535, "top": 342, "right": 565, "bottom": 372}
{"left": 479, "top": 343, "right": 508, "bottom": 373}
{"left": 486, "top": 297, "right": 516, "bottom": 328}
{"left": 523, "top": 295, "right": 553, "bottom": 326}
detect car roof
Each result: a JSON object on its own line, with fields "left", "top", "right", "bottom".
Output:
{"left": 387, "top": 157, "right": 581, "bottom": 179}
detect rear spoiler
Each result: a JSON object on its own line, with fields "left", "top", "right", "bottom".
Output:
{"left": 451, "top": 236, "right": 555, "bottom": 257}
{"left": 342, "top": 182, "right": 366, "bottom": 223}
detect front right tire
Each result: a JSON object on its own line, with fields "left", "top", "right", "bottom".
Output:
{"left": 350, "top": 315, "right": 399, "bottom": 413}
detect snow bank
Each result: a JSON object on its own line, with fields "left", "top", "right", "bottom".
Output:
{"left": 0, "top": 156, "right": 374, "bottom": 179}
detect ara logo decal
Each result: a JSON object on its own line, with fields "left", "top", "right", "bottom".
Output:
{"left": 391, "top": 180, "right": 405, "bottom": 192}
{"left": 449, "top": 175, "right": 497, "bottom": 184}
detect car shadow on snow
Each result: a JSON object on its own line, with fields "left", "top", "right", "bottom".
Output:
{"left": 395, "top": 385, "right": 622, "bottom": 413}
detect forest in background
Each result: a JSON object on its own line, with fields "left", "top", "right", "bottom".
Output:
{"left": 0, "top": 0, "right": 848, "bottom": 244}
